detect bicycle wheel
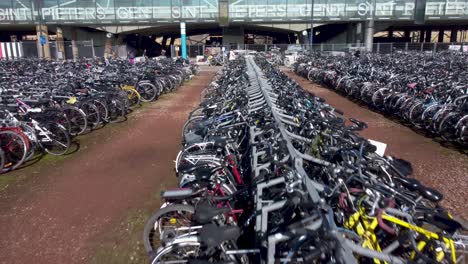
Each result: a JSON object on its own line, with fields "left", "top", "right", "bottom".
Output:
{"left": 63, "top": 106, "right": 88, "bottom": 136}
{"left": 188, "top": 107, "right": 205, "bottom": 119}
{"left": 125, "top": 88, "right": 141, "bottom": 107}
{"left": 143, "top": 204, "right": 195, "bottom": 254}
{"left": 182, "top": 116, "right": 205, "bottom": 140}
{"left": 81, "top": 102, "right": 100, "bottom": 130}
{"left": 150, "top": 239, "right": 201, "bottom": 264}
{"left": 0, "top": 130, "right": 28, "bottom": 172}
{"left": 40, "top": 123, "right": 71, "bottom": 156}
{"left": 137, "top": 82, "right": 158, "bottom": 102}
{"left": 0, "top": 148, "right": 5, "bottom": 173}
{"left": 93, "top": 99, "right": 109, "bottom": 123}
{"left": 107, "top": 98, "right": 126, "bottom": 123}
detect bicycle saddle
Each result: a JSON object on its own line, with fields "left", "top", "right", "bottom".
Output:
{"left": 160, "top": 188, "right": 194, "bottom": 200}
{"left": 394, "top": 177, "right": 420, "bottom": 191}
{"left": 425, "top": 211, "right": 462, "bottom": 233}
{"left": 188, "top": 260, "right": 235, "bottom": 264}
{"left": 199, "top": 224, "right": 240, "bottom": 247}
{"left": 184, "top": 132, "right": 204, "bottom": 145}
{"left": 418, "top": 185, "right": 443, "bottom": 203}
{"left": 194, "top": 203, "right": 230, "bottom": 224}
{"left": 213, "top": 137, "right": 228, "bottom": 148}
{"left": 348, "top": 118, "right": 368, "bottom": 131}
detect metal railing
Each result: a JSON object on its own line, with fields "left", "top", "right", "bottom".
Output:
{"left": 185, "top": 42, "right": 468, "bottom": 59}
{"left": 3, "top": 41, "right": 467, "bottom": 60}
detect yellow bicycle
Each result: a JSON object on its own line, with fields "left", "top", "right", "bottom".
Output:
{"left": 345, "top": 204, "right": 458, "bottom": 263}
{"left": 120, "top": 85, "right": 141, "bottom": 107}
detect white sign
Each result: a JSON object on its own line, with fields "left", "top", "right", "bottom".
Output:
{"left": 0, "top": 1, "right": 466, "bottom": 22}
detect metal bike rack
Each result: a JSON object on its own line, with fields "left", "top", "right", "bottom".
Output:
{"left": 244, "top": 56, "right": 357, "bottom": 264}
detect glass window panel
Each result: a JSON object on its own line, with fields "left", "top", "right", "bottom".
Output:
{"left": 42, "top": 0, "right": 59, "bottom": 8}
{"left": 287, "top": 0, "right": 307, "bottom": 18}
{"left": 10, "top": 0, "right": 32, "bottom": 21}
{"left": 96, "top": 0, "right": 115, "bottom": 20}
{"left": 153, "top": 0, "right": 171, "bottom": 19}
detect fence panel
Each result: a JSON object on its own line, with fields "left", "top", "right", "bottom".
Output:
{"left": 8, "top": 41, "right": 468, "bottom": 60}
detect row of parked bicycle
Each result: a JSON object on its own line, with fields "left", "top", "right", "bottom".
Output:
{"left": 293, "top": 52, "right": 468, "bottom": 147}
{"left": 0, "top": 58, "right": 199, "bottom": 172}
{"left": 143, "top": 56, "right": 467, "bottom": 263}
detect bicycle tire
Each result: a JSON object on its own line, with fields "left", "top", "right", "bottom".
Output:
{"left": 107, "top": 98, "right": 126, "bottom": 123}
{"left": 143, "top": 204, "right": 195, "bottom": 254}
{"left": 63, "top": 105, "right": 88, "bottom": 136}
{"left": 93, "top": 99, "right": 109, "bottom": 123}
{"left": 41, "top": 123, "right": 71, "bottom": 156}
{"left": 137, "top": 82, "right": 158, "bottom": 102}
{"left": 81, "top": 102, "right": 100, "bottom": 130}
{"left": 0, "top": 148, "right": 5, "bottom": 174}
{"left": 0, "top": 130, "right": 28, "bottom": 172}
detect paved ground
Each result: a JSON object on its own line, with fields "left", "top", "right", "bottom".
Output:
{"left": 283, "top": 68, "right": 468, "bottom": 220}
{"left": 0, "top": 67, "right": 218, "bottom": 264}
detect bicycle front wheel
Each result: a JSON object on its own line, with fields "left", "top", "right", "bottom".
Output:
{"left": 40, "top": 123, "right": 71, "bottom": 156}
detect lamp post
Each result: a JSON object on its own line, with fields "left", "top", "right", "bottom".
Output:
{"left": 310, "top": 0, "right": 314, "bottom": 53}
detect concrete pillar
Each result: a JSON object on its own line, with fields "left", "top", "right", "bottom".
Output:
{"left": 116, "top": 34, "right": 124, "bottom": 45}
{"left": 438, "top": 29, "right": 444, "bottom": 43}
{"left": 450, "top": 28, "right": 458, "bottom": 42}
{"left": 404, "top": 30, "right": 411, "bottom": 40}
{"left": 104, "top": 36, "right": 113, "bottom": 58}
{"left": 56, "top": 27, "right": 65, "bottom": 60}
{"left": 170, "top": 37, "right": 175, "bottom": 46}
{"left": 425, "top": 29, "right": 432, "bottom": 42}
{"left": 71, "top": 28, "right": 79, "bottom": 61}
{"left": 36, "top": 25, "right": 51, "bottom": 59}
{"left": 346, "top": 23, "right": 356, "bottom": 43}
{"left": 364, "top": 20, "right": 374, "bottom": 52}
{"left": 419, "top": 30, "right": 425, "bottom": 43}
{"left": 356, "top": 22, "right": 363, "bottom": 44}
{"left": 161, "top": 36, "right": 168, "bottom": 47}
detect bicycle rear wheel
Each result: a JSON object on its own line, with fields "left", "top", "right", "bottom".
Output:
{"left": 63, "top": 106, "right": 88, "bottom": 136}
{"left": 81, "top": 102, "right": 100, "bottom": 130}
{"left": 143, "top": 204, "right": 195, "bottom": 254}
{"left": 107, "top": 98, "right": 126, "bottom": 123}
{"left": 138, "top": 82, "right": 158, "bottom": 102}
{"left": 93, "top": 99, "right": 109, "bottom": 123}
{"left": 0, "top": 130, "right": 28, "bottom": 172}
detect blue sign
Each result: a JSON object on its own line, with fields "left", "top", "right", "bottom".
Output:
{"left": 40, "top": 35, "right": 46, "bottom": 46}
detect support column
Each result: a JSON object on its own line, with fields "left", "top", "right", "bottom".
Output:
{"left": 364, "top": 20, "right": 374, "bottom": 52}
{"left": 404, "top": 30, "right": 411, "bottom": 40}
{"left": 425, "top": 29, "right": 432, "bottom": 42}
{"left": 346, "top": 23, "right": 356, "bottom": 43}
{"left": 180, "top": 22, "right": 187, "bottom": 59}
{"left": 438, "top": 29, "right": 444, "bottom": 42}
{"left": 161, "top": 36, "right": 168, "bottom": 47}
{"left": 419, "top": 30, "right": 425, "bottom": 42}
{"left": 104, "top": 35, "right": 113, "bottom": 59}
{"left": 56, "top": 27, "right": 65, "bottom": 60}
{"left": 450, "top": 28, "right": 458, "bottom": 42}
{"left": 71, "top": 28, "right": 79, "bottom": 61}
{"left": 36, "top": 25, "right": 51, "bottom": 59}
